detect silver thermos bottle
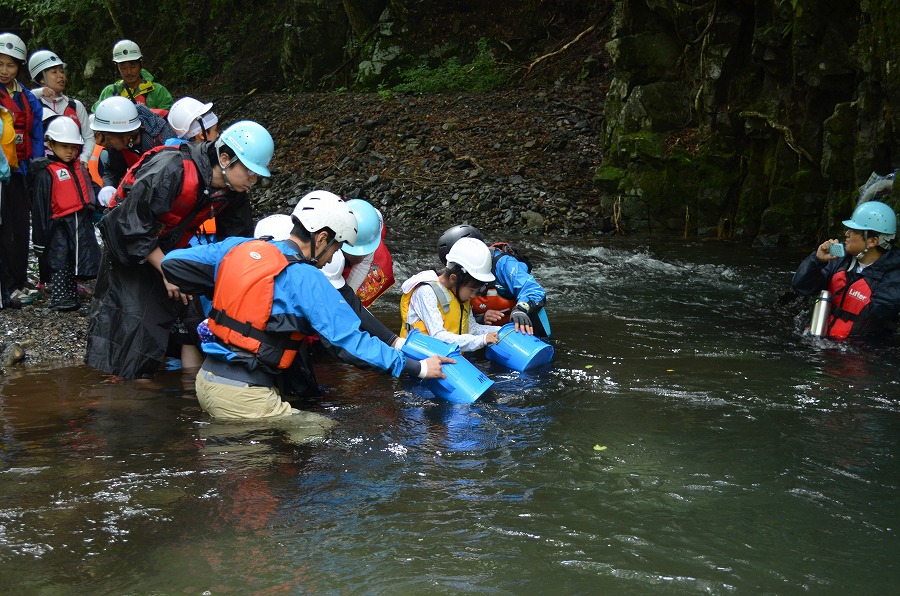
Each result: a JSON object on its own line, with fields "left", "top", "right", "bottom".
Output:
{"left": 809, "top": 290, "right": 832, "bottom": 336}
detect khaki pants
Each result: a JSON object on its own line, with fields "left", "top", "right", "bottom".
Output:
{"left": 196, "top": 368, "right": 294, "bottom": 419}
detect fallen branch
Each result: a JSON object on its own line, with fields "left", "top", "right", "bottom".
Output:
{"left": 740, "top": 110, "right": 816, "bottom": 165}
{"left": 526, "top": 25, "right": 596, "bottom": 74}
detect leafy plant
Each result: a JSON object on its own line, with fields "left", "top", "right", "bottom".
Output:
{"left": 391, "top": 38, "right": 513, "bottom": 93}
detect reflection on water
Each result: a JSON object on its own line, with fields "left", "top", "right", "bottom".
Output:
{"left": 1, "top": 236, "right": 899, "bottom": 593}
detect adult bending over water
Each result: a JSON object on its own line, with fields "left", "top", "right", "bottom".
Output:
{"left": 161, "top": 191, "right": 452, "bottom": 420}
{"left": 85, "top": 120, "right": 269, "bottom": 380}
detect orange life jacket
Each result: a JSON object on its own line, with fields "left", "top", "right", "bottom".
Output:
{"left": 470, "top": 291, "right": 515, "bottom": 325}
{"left": 0, "top": 85, "right": 35, "bottom": 164}
{"left": 88, "top": 144, "right": 104, "bottom": 186}
{"left": 47, "top": 160, "right": 92, "bottom": 218}
{"left": 207, "top": 240, "right": 307, "bottom": 370}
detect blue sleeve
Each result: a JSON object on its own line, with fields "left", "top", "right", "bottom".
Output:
{"left": 162, "top": 237, "right": 249, "bottom": 294}
{"left": 281, "top": 265, "right": 408, "bottom": 377}
{"left": 26, "top": 90, "right": 44, "bottom": 162}
{"left": 791, "top": 252, "right": 837, "bottom": 296}
{"left": 495, "top": 254, "right": 545, "bottom": 305}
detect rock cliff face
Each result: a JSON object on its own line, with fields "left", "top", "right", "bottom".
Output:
{"left": 596, "top": 0, "right": 899, "bottom": 244}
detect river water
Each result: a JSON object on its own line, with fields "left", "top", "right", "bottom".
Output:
{"left": 1, "top": 234, "right": 898, "bottom": 593}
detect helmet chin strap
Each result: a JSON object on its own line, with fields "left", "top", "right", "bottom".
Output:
{"left": 309, "top": 235, "right": 339, "bottom": 266}
{"left": 219, "top": 157, "right": 235, "bottom": 191}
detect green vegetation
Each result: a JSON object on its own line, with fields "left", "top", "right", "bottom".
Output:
{"left": 390, "top": 39, "right": 513, "bottom": 93}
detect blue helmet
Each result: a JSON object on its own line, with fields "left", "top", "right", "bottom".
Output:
{"left": 343, "top": 199, "right": 383, "bottom": 256}
{"left": 843, "top": 201, "right": 897, "bottom": 236}
{"left": 216, "top": 120, "right": 274, "bottom": 177}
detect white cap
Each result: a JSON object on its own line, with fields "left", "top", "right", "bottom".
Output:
{"left": 321, "top": 250, "right": 346, "bottom": 289}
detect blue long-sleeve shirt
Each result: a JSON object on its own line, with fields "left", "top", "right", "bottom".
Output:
{"left": 162, "top": 237, "right": 416, "bottom": 377}
{"left": 494, "top": 251, "right": 546, "bottom": 306}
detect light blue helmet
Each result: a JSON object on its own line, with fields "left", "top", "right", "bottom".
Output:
{"left": 215, "top": 120, "right": 274, "bottom": 177}
{"left": 843, "top": 201, "right": 897, "bottom": 237}
{"left": 343, "top": 199, "right": 383, "bottom": 256}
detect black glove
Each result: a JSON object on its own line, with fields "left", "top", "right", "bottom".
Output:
{"left": 510, "top": 302, "right": 532, "bottom": 327}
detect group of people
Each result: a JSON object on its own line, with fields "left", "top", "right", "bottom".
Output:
{"left": 4, "top": 32, "right": 899, "bottom": 425}
{"left": 0, "top": 33, "right": 553, "bottom": 422}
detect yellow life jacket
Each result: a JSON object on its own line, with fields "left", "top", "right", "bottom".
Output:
{"left": 0, "top": 106, "right": 18, "bottom": 170}
{"left": 399, "top": 280, "right": 469, "bottom": 338}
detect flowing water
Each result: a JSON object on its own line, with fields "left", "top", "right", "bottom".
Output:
{"left": 1, "top": 234, "right": 899, "bottom": 594}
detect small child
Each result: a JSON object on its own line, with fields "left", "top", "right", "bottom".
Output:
{"left": 399, "top": 237, "right": 501, "bottom": 352}
{"left": 29, "top": 116, "right": 101, "bottom": 311}
{"left": 165, "top": 96, "right": 219, "bottom": 144}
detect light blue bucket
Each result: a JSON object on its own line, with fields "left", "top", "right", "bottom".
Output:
{"left": 402, "top": 329, "right": 494, "bottom": 404}
{"left": 485, "top": 323, "right": 554, "bottom": 371}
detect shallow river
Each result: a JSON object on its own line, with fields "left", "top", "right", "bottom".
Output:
{"left": 1, "top": 234, "right": 898, "bottom": 593}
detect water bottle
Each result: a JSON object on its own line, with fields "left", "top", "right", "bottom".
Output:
{"left": 809, "top": 290, "right": 831, "bottom": 336}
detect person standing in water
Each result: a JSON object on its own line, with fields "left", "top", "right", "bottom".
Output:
{"left": 792, "top": 200, "right": 900, "bottom": 339}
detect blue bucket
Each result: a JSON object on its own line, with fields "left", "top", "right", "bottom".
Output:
{"left": 402, "top": 329, "right": 493, "bottom": 404}
{"left": 485, "top": 323, "right": 554, "bottom": 371}
{"left": 401, "top": 328, "right": 456, "bottom": 360}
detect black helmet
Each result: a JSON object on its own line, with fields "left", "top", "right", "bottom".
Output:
{"left": 437, "top": 224, "right": 484, "bottom": 264}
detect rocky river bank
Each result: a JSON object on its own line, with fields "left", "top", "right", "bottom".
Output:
{"left": 0, "top": 87, "right": 607, "bottom": 372}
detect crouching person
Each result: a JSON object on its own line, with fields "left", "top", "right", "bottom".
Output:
{"left": 162, "top": 190, "right": 453, "bottom": 420}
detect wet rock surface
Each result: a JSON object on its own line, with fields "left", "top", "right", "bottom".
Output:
{"left": 2, "top": 88, "right": 606, "bottom": 371}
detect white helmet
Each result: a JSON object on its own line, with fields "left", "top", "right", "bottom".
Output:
{"left": 320, "top": 250, "right": 347, "bottom": 289}
{"left": 112, "top": 39, "right": 142, "bottom": 63}
{"left": 45, "top": 116, "right": 83, "bottom": 145}
{"left": 291, "top": 191, "right": 358, "bottom": 246}
{"left": 168, "top": 96, "right": 214, "bottom": 139}
{"left": 91, "top": 96, "right": 140, "bottom": 133}
{"left": 446, "top": 237, "right": 495, "bottom": 283}
{"left": 0, "top": 33, "right": 26, "bottom": 63}
{"left": 28, "top": 49, "right": 65, "bottom": 82}
{"left": 253, "top": 214, "right": 294, "bottom": 241}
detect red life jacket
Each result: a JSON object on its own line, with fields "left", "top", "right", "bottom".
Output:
{"left": 47, "top": 160, "right": 92, "bottom": 218}
{"left": 55, "top": 99, "right": 80, "bottom": 129}
{"left": 112, "top": 144, "right": 220, "bottom": 251}
{"left": 208, "top": 240, "right": 307, "bottom": 371}
{"left": 347, "top": 227, "right": 395, "bottom": 307}
{"left": 826, "top": 268, "right": 876, "bottom": 339}
{"left": 0, "top": 86, "right": 35, "bottom": 164}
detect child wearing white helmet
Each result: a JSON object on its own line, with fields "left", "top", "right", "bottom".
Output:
{"left": 160, "top": 190, "right": 453, "bottom": 419}
{"left": 28, "top": 49, "right": 94, "bottom": 163}
{"left": 166, "top": 96, "right": 219, "bottom": 144}
{"left": 92, "top": 39, "right": 173, "bottom": 112}
{"left": 89, "top": 95, "right": 176, "bottom": 199}
{"left": 792, "top": 200, "right": 900, "bottom": 339}
{"left": 399, "top": 236, "right": 502, "bottom": 352}
{"left": 0, "top": 32, "right": 44, "bottom": 308}
{"left": 28, "top": 116, "right": 101, "bottom": 311}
